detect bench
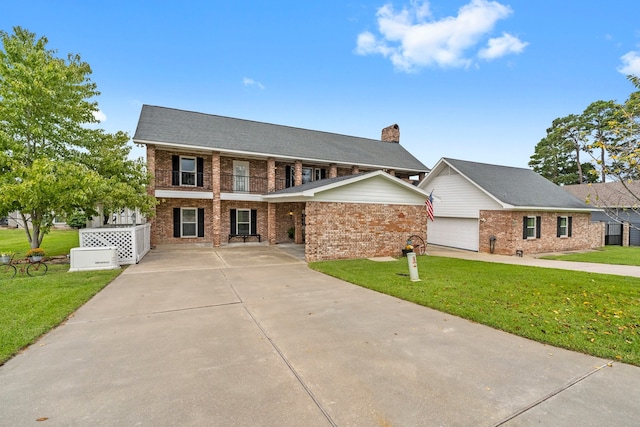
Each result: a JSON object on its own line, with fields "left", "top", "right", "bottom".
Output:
{"left": 228, "top": 234, "right": 261, "bottom": 243}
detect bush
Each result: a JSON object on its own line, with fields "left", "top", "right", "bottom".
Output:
{"left": 67, "top": 211, "right": 90, "bottom": 229}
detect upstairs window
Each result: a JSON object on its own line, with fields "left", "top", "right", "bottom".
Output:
{"left": 180, "top": 157, "right": 196, "bottom": 186}
{"left": 171, "top": 155, "right": 203, "bottom": 187}
{"left": 302, "top": 167, "right": 313, "bottom": 184}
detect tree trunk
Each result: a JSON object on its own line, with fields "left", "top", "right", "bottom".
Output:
{"left": 575, "top": 143, "right": 583, "bottom": 184}
{"left": 601, "top": 147, "right": 606, "bottom": 183}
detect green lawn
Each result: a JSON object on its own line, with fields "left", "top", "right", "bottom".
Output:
{"left": 0, "top": 228, "right": 79, "bottom": 257}
{"left": 0, "top": 228, "right": 122, "bottom": 365}
{"left": 540, "top": 246, "right": 640, "bottom": 266}
{"left": 310, "top": 256, "right": 640, "bottom": 366}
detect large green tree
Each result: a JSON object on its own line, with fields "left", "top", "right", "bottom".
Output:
{"left": 529, "top": 115, "right": 597, "bottom": 185}
{"left": 0, "top": 27, "right": 155, "bottom": 249}
{"left": 582, "top": 99, "right": 622, "bottom": 183}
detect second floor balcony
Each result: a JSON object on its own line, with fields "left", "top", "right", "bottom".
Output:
{"left": 154, "top": 170, "right": 287, "bottom": 194}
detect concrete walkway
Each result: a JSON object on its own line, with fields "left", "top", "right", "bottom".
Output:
{"left": 1, "top": 245, "right": 639, "bottom": 426}
{"left": 425, "top": 244, "right": 640, "bottom": 277}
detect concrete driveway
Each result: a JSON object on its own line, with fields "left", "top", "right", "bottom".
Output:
{"left": 1, "top": 245, "right": 639, "bottom": 426}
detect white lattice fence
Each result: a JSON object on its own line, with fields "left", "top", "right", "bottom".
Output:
{"left": 79, "top": 224, "right": 151, "bottom": 265}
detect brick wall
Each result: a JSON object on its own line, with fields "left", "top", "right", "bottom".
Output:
{"left": 220, "top": 200, "right": 268, "bottom": 241}
{"left": 155, "top": 150, "right": 213, "bottom": 191}
{"left": 275, "top": 202, "right": 303, "bottom": 243}
{"left": 220, "top": 157, "right": 267, "bottom": 179}
{"left": 478, "top": 210, "right": 601, "bottom": 255}
{"left": 155, "top": 198, "right": 213, "bottom": 245}
{"left": 305, "top": 202, "right": 427, "bottom": 262}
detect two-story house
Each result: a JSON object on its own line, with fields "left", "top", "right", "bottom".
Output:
{"left": 133, "top": 105, "right": 430, "bottom": 261}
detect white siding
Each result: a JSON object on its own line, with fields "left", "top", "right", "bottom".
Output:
{"left": 312, "top": 176, "right": 427, "bottom": 205}
{"left": 428, "top": 217, "right": 479, "bottom": 251}
{"left": 422, "top": 168, "right": 502, "bottom": 218}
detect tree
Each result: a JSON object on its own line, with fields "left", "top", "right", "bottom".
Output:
{"left": 529, "top": 115, "right": 597, "bottom": 185}
{"left": 529, "top": 131, "right": 577, "bottom": 185}
{"left": 580, "top": 76, "right": 640, "bottom": 224}
{"left": 0, "top": 27, "right": 155, "bottom": 249}
{"left": 582, "top": 100, "right": 622, "bottom": 183}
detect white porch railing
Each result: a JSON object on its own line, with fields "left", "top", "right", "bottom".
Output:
{"left": 79, "top": 223, "right": 151, "bottom": 265}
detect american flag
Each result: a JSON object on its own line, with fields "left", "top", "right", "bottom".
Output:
{"left": 425, "top": 191, "right": 434, "bottom": 222}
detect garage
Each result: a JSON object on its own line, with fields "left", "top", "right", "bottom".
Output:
{"left": 427, "top": 217, "right": 479, "bottom": 251}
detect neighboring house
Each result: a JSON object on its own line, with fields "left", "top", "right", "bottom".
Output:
{"left": 132, "top": 105, "right": 430, "bottom": 261}
{"left": 5, "top": 207, "right": 144, "bottom": 230}
{"left": 418, "top": 158, "right": 603, "bottom": 255}
{"left": 563, "top": 181, "right": 640, "bottom": 246}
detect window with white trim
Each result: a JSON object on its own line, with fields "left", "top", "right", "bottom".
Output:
{"left": 526, "top": 217, "right": 536, "bottom": 239}
{"left": 180, "top": 156, "right": 196, "bottom": 186}
{"left": 557, "top": 216, "right": 572, "bottom": 238}
{"left": 236, "top": 209, "right": 251, "bottom": 235}
{"left": 181, "top": 208, "right": 197, "bottom": 237}
{"left": 523, "top": 216, "right": 541, "bottom": 239}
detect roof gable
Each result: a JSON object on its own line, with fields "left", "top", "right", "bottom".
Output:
{"left": 421, "top": 158, "right": 590, "bottom": 210}
{"left": 133, "top": 105, "right": 429, "bottom": 173}
{"left": 264, "top": 171, "right": 429, "bottom": 205}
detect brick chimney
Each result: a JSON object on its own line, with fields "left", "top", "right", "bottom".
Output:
{"left": 381, "top": 124, "right": 400, "bottom": 143}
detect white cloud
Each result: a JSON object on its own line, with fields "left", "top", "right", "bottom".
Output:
{"left": 478, "top": 32, "right": 528, "bottom": 60}
{"left": 93, "top": 109, "right": 107, "bottom": 122}
{"left": 243, "top": 77, "right": 265, "bottom": 90}
{"left": 355, "top": 0, "right": 527, "bottom": 72}
{"left": 618, "top": 51, "right": 640, "bottom": 76}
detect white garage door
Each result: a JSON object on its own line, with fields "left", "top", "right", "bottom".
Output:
{"left": 427, "top": 217, "right": 479, "bottom": 251}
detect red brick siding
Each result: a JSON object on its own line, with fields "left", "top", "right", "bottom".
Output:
{"left": 220, "top": 157, "right": 267, "bottom": 179}
{"left": 154, "top": 150, "right": 213, "bottom": 191}
{"left": 478, "top": 210, "right": 601, "bottom": 255}
{"left": 220, "top": 201, "right": 268, "bottom": 241}
{"left": 275, "top": 202, "right": 304, "bottom": 243}
{"left": 305, "top": 202, "right": 427, "bottom": 262}
{"left": 154, "top": 199, "right": 213, "bottom": 245}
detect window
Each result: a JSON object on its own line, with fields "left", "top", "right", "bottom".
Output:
{"left": 180, "top": 157, "right": 196, "bottom": 186}
{"left": 181, "top": 208, "right": 197, "bottom": 237}
{"left": 523, "top": 216, "right": 541, "bottom": 239}
{"left": 230, "top": 209, "right": 257, "bottom": 235}
{"left": 314, "top": 168, "right": 327, "bottom": 181}
{"left": 233, "top": 161, "right": 249, "bottom": 192}
{"left": 172, "top": 155, "right": 203, "bottom": 187}
{"left": 557, "top": 216, "right": 572, "bottom": 238}
{"left": 173, "top": 208, "right": 205, "bottom": 238}
{"left": 236, "top": 209, "right": 250, "bottom": 235}
{"left": 302, "top": 167, "right": 313, "bottom": 184}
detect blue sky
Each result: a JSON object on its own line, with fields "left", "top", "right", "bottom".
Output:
{"left": 3, "top": 1, "right": 640, "bottom": 169}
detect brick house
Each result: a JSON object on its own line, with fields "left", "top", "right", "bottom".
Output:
{"left": 133, "top": 105, "right": 430, "bottom": 261}
{"left": 418, "top": 158, "right": 604, "bottom": 255}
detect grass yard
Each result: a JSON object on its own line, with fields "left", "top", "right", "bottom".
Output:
{"left": 0, "top": 228, "right": 122, "bottom": 365}
{"left": 310, "top": 256, "right": 640, "bottom": 366}
{"left": 540, "top": 246, "right": 640, "bottom": 266}
{"left": 0, "top": 228, "right": 79, "bottom": 257}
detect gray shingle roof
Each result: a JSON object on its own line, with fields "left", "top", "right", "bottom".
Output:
{"left": 267, "top": 173, "right": 367, "bottom": 195}
{"left": 133, "top": 105, "right": 429, "bottom": 173}
{"left": 444, "top": 158, "right": 590, "bottom": 209}
{"left": 563, "top": 181, "right": 640, "bottom": 207}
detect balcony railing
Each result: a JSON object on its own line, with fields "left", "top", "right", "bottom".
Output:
{"left": 220, "top": 174, "right": 287, "bottom": 194}
{"left": 154, "top": 170, "right": 213, "bottom": 191}
{"left": 154, "top": 170, "right": 287, "bottom": 194}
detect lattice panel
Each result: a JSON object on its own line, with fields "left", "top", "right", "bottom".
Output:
{"left": 81, "top": 230, "right": 133, "bottom": 263}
